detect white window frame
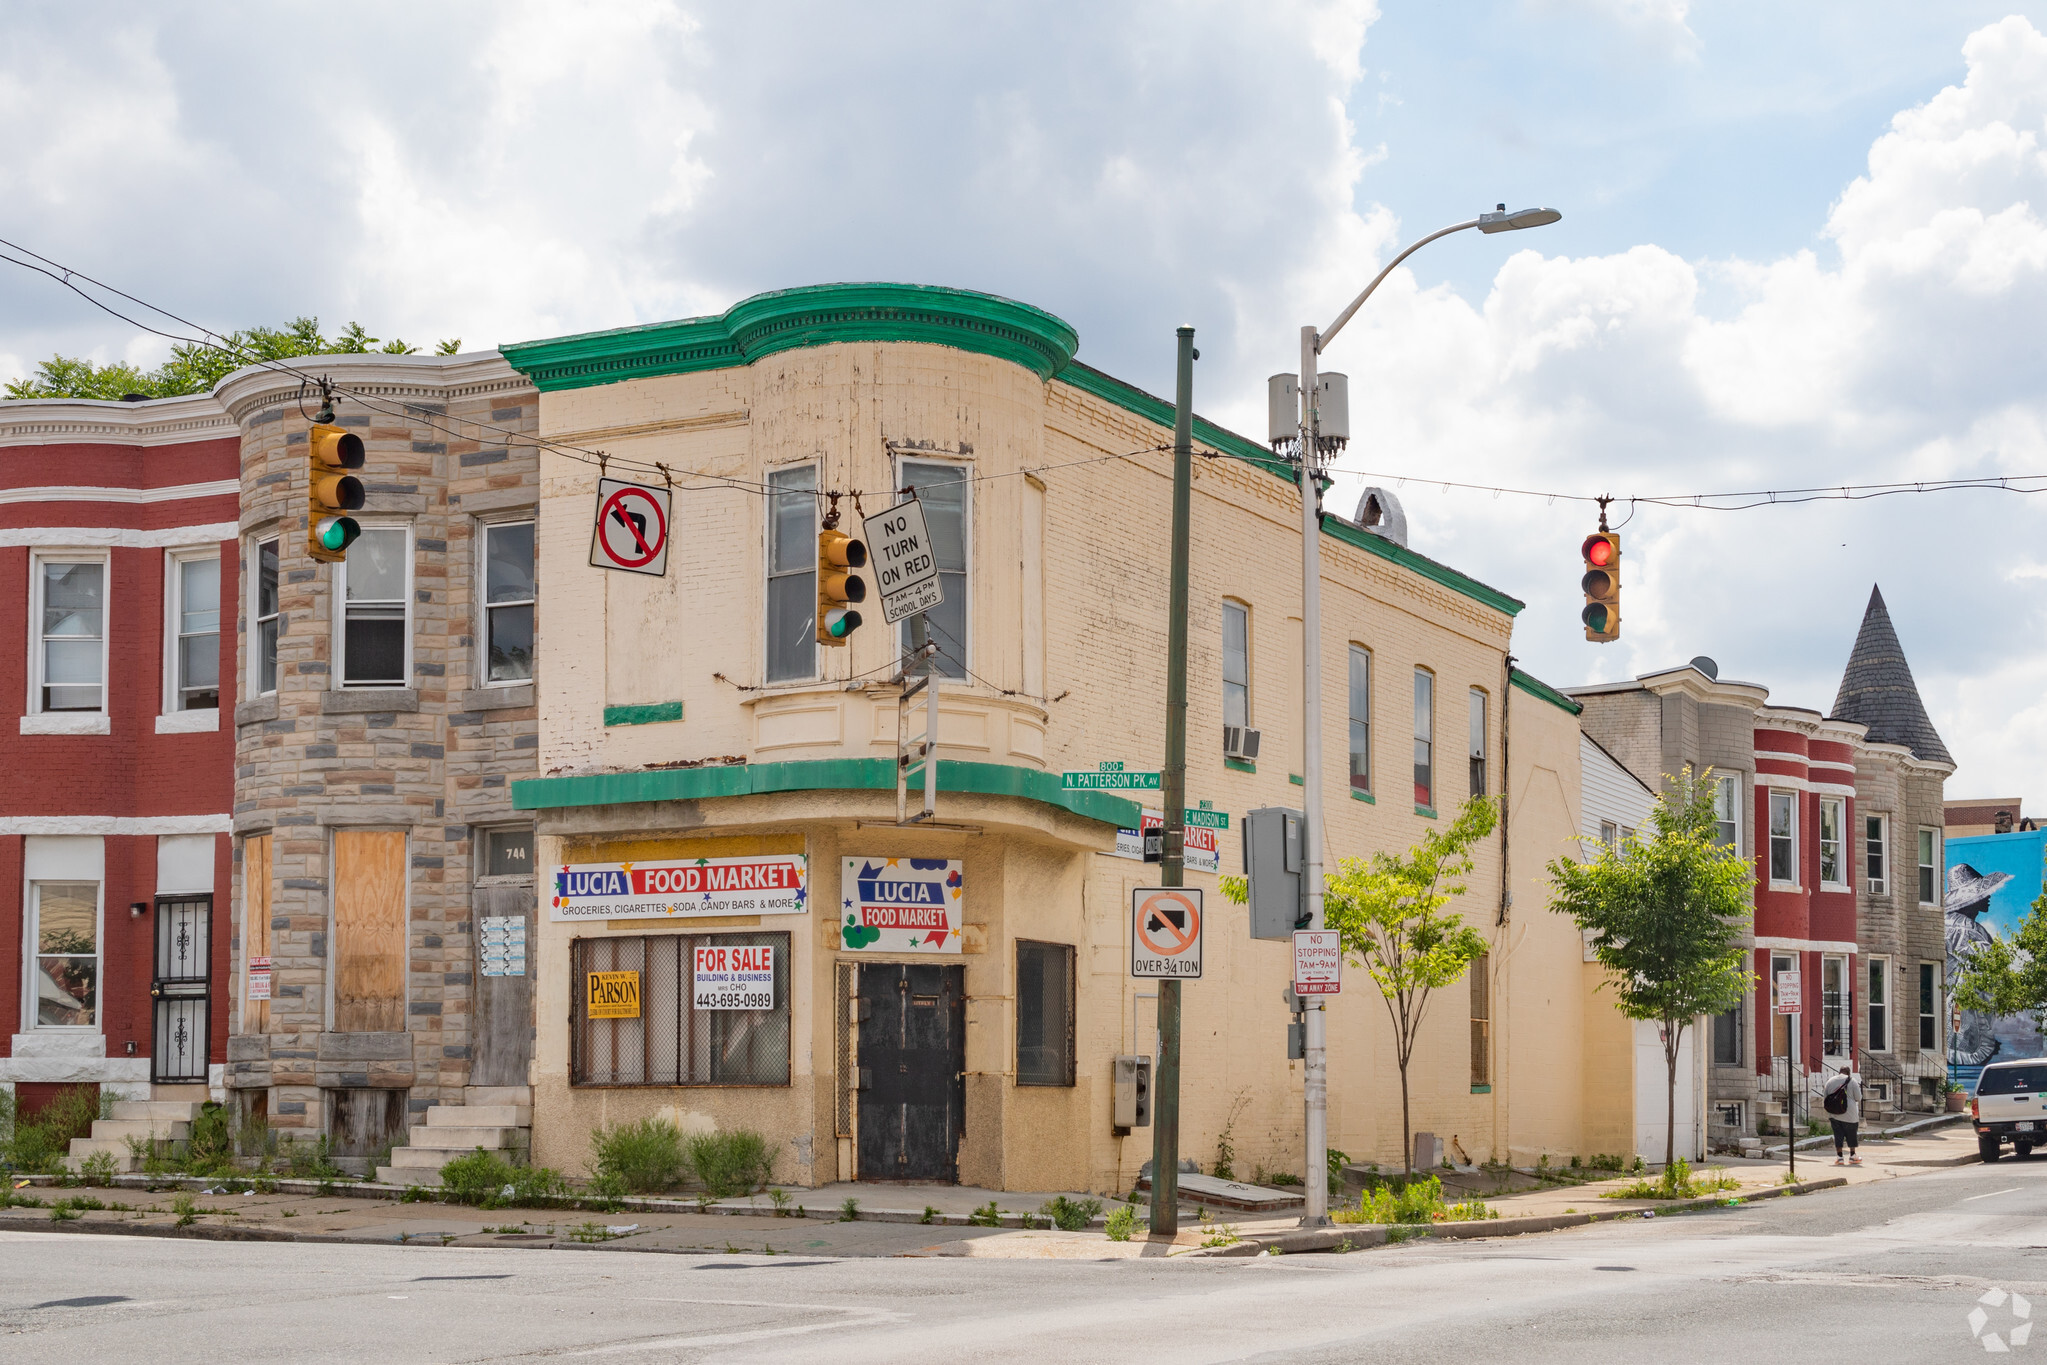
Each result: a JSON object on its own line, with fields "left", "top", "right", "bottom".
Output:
{"left": 1413, "top": 667, "right": 1435, "bottom": 811}
{"left": 1919, "top": 961, "right": 1940, "bottom": 1052}
{"left": 1868, "top": 953, "right": 1891, "bottom": 1054}
{"left": 1864, "top": 813, "right": 1888, "bottom": 895}
{"left": 893, "top": 456, "right": 972, "bottom": 680}
{"left": 27, "top": 550, "right": 110, "bottom": 718}
{"left": 162, "top": 546, "right": 222, "bottom": 720}
{"left": 1346, "top": 643, "right": 1369, "bottom": 793}
{"left": 1222, "top": 600, "right": 1252, "bottom": 735}
{"left": 1713, "top": 773, "right": 1742, "bottom": 854}
{"left": 1468, "top": 687, "right": 1487, "bottom": 799}
{"left": 26, "top": 877, "right": 103, "bottom": 1033}
{"left": 1768, "top": 788, "right": 1798, "bottom": 887}
{"left": 250, "top": 534, "right": 281, "bottom": 698}
{"left": 1599, "top": 820, "right": 1619, "bottom": 853}
{"left": 478, "top": 517, "right": 536, "bottom": 689}
{"left": 1917, "top": 828, "right": 1940, "bottom": 906}
{"left": 334, "top": 524, "right": 413, "bottom": 689}
{"left": 1818, "top": 795, "right": 1847, "bottom": 889}
{"left": 764, "top": 463, "right": 819, "bottom": 686}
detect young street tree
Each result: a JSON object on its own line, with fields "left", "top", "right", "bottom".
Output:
{"left": 1952, "top": 888, "right": 2047, "bottom": 1034}
{"left": 1324, "top": 795, "right": 1499, "bottom": 1175}
{"left": 1547, "top": 765, "right": 1753, "bottom": 1168}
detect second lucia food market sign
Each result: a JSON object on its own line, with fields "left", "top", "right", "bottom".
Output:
{"left": 550, "top": 855, "right": 808, "bottom": 920}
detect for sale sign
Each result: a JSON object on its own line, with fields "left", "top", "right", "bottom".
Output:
{"left": 840, "top": 857, "right": 964, "bottom": 952}
{"left": 246, "top": 956, "right": 271, "bottom": 1001}
{"left": 549, "top": 855, "right": 808, "bottom": 920}
{"left": 693, "top": 944, "right": 775, "bottom": 1011}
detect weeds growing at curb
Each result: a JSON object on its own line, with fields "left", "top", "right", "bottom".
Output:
{"left": 1039, "top": 1195, "right": 1102, "bottom": 1231}
{"left": 590, "top": 1117, "right": 688, "bottom": 1194}
{"left": 171, "top": 1192, "right": 198, "bottom": 1228}
{"left": 920, "top": 1205, "right": 937, "bottom": 1225}
{"left": 684, "top": 1130, "right": 779, "bottom": 1198}
{"left": 967, "top": 1200, "right": 1002, "bottom": 1227}
{"left": 1104, "top": 1205, "right": 1139, "bottom": 1242}
{"left": 838, "top": 1197, "right": 859, "bottom": 1222}
{"left": 1601, "top": 1159, "right": 1742, "bottom": 1201}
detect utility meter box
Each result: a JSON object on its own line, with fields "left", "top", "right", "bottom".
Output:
{"left": 1112, "top": 1054, "right": 1152, "bottom": 1129}
{"left": 1244, "top": 806, "right": 1305, "bottom": 940}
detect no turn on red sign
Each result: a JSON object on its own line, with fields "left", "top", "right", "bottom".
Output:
{"left": 589, "top": 478, "right": 672, "bottom": 576}
{"left": 1131, "top": 886, "right": 1202, "bottom": 980}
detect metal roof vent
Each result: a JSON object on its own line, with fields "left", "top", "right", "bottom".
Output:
{"left": 1354, "top": 486, "right": 1407, "bottom": 547}
{"left": 1689, "top": 656, "right": 1719, "bottom": 681}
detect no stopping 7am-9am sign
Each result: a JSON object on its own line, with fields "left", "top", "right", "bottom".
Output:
{"left": 1131, "top": 887, "right": 1202, "bottom": 979}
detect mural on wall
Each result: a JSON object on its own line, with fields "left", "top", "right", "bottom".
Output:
{"left": 1947, "top": 829, "right": 2047, "bottom": 1082}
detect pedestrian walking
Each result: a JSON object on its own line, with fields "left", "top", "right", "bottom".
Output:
{"left": 1822, "top": 1061, "right": 1862, "bottom": 1165}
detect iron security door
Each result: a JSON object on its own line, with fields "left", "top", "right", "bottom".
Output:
{"left": 151, "top": 894, "right": 211, "bottom": 1084}
{"left": 857, "top": 963, "right": 965, "bottom": 1182}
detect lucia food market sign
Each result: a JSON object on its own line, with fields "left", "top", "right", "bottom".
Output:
{"left": 550, "top": 855, "right": 808, "bottom": 920}
{"left": 841, "top": 857, "right": 963, "bottom": 952}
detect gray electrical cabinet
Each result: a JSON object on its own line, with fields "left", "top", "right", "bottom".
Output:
{"left": 1112, "top": 1054, "right": 1152, "bottom": 1129}
{"left": 1243, "top": 806, "right": 1306, "bottom": 939}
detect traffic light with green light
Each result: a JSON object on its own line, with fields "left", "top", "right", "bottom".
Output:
{"left": 817, "top": 526, "right": 867, "bottom": 645}
{"left": 306, "top": 422, "right": 365, "bottom": 563}
{"left": 1581, "top": 530, "right": 1620, "bottom": 642}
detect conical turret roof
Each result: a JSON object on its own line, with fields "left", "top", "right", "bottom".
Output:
{"left": 1831, "top": 585, "right": 1952, "bottom": 766}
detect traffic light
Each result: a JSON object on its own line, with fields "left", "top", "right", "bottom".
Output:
{"left": 1581, "top": 530, "right": 1621, "bottom": 642}
{"left": 306, "top": 422, "right": 365, "bottom": 563}
{"left": 817, "top": 526, "right": 867, "bottom": 645}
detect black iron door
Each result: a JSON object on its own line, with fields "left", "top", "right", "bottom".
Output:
{"left": 151, "top": 894, "right": 211, "bottom": 1084}
{"left": 857, "top": 962, "right": 965, "bottom": 1182}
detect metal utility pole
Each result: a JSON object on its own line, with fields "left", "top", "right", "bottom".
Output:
{"left": 1287, "top": 203, "right": 1561, "bottom": 1229}
{"left": 1149, "top": 325, "right": 1196, "bottom": 1238}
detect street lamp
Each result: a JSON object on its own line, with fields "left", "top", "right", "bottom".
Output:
{"left": 1283, "top": 203, "right": 1561, "bottom": 1226}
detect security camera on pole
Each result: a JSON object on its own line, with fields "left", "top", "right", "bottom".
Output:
{"left": 1272, "top": 202, "right": 1560, "bottom": 1225}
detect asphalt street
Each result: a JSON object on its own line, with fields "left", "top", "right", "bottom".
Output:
{"left": 3, "top": 1159, "right": 2043, "bottom": 1362}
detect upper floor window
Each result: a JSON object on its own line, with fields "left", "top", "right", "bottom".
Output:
{"left": 1768, "top": 789, "right": 1797, "bottom": 884}
{"left": 483, "top": 521, "right": 535, "bottom": 684}
{"left": 1918, "top": 829, "right": 1939, "bottom": 905}
{"left": 1347, "top": 644, "right": 1370, "bottom": 792}
{"left": 765, "top": 465, "right": 817, "bottom": 684}
{"left": 1865, "top": 814, "right": 1888, "bottom": 894}
{"left": 1713, "top": 774, "right": 1741, "bottom": 852}
{"left": 167, "top": 551, "right": 220, "bottom": 711}
{"left": 339, "top": 526, "right": 409, "bottom": 688}
{"left": 1599, "top": 821, "right": 1620, "bottom": 853}
{"left": 898, "top": 459, "right": 969, "bottom": 681}
{"left": 34, "top": 557, "right": 106, "bottom": 713}
{"left": 1818, "top": 796, "right": 1846, "bottom": 887}
{"left": 1222, "top": 601, "right": 1250, "bottom": 731}
{"left": 253, "top": 538, "right": 280, "bottom": 696}
{"left": 1413, "top": 668, "right": 1434, "bottom": 809}
{"left": 1468, "top": 688, "right": 1487, "bottom": 798}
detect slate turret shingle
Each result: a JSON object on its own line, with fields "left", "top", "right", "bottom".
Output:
{"left": 1831, "top": 584, "right": 1953, "bottom": 767}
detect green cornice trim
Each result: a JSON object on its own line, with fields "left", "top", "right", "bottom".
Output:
{"left": 1511, "top": 669, "right": 1584, "bottom": 715}
{"left": 511, "top": 757, "right": 1141, "bottom": 828}
{"left": 604, "top": 701, "right": 684, "bottom": 727}
{"left": 1054, "top": 361, "right": 1523, "bottom": 619}
{"left": 500, "top": 283, "right": 1080, "bottom": 392}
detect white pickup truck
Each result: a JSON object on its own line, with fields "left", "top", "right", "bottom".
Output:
{"left": 1971, "top": 1059, "right": 2047, "bottom": 1161}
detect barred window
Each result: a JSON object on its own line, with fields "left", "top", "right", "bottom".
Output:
{"left": 1015, "top": 940, "right": 1075, "bottom": 1086}
{"left": 571, "top": 932, "right": 790, "bottom": 1086}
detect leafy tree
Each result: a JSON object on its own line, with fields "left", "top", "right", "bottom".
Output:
{"left": 4, "top": 317, "right": 462, "bottom": 401}
{"left": 1323, "top": 796, "right": 1499, "bottom": 1173}
{"left": 1547, "top": 765, "right": 1752, "bottom": 1167}
{"left": 1952, "top": 882, "right": 2047, "bottom": 1029}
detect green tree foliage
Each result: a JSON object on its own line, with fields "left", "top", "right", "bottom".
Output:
{"left": 1323, "top": 796, "right": 1499, "bottom": 1173}
{"left": 1547, "top": 765, "right": 1753, "bottom": 1167}
{"left": 4, "top": 318, "right": 462, "bottom": 400}
{"left": 1953, "top": 880, "right": 2047, "bottom": 1026}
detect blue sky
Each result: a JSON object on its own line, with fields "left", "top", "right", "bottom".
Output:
{"left": 4, "top": 2, "right": 2047, "bottom": 795}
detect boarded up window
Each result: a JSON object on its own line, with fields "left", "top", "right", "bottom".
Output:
{"left": 334, "top": 830, "right": 406, "bottom": 1032}
{"left": 243, "top": 833, "right": 271, "bottom": 1034}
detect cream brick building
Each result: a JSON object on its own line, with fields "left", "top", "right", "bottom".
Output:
{"left": 496, "top": 283, "right": 1631, "bottom": 1194}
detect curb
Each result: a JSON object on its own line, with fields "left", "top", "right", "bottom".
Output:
{"left": 1762, "top": 1110, "right": 1967, "bottom": 1156}
{"left": 1185, "top": 1176, "right": 1851, "bottom": 1257}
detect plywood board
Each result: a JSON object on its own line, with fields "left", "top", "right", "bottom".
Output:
{"left": 244, "top": 834, "right": 271, "bottom": 1034}
{"left": 334, "top": 830, "right": 406, "bottom": 1033}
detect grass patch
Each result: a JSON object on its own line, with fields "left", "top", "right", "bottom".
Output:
{"left": 590, "top": 1117, "right": 687, "bottom": 1195}
{"left": 1332, "top": 1174, "right": 1498, "bottom": 1224}
{"left": 171, "top": 1192, "right": 199, "bottom": 1227}
{"left": 1600, "top": 1159, "right": 1742, "bottom": 1201}
{"left": 4, "top": 1084, "right": 101, "bottom": 1174}
{"left": 438, "top": 1149, "right": 571, "bottom": 1210}
{"left": 684, "top": 1130, "right": 777, "bottom": 1198}
{"left": 967, "top": 1200, "right": 1002, "bottom": 1227}
{"left": 1039, "top": 1195, "right": 1102, "bottom": 1231}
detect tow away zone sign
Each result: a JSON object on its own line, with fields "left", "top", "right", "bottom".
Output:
{"left": 1131, "top": 886, "right": 1203, "bottom": 979}
{"left": 590, "top": 477, "right": 672, "bottom": 576}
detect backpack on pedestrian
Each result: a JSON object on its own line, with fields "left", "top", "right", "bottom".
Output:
{"left": 1823, "top": 1075, "right": 1850, "bottom": 1115}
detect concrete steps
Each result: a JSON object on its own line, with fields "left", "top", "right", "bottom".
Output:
{"left": 67, "top": 1100, "right": 207, "bottom": 1172}
{"left": 375, "top": 1085, "right": 532, "bottom": 1187}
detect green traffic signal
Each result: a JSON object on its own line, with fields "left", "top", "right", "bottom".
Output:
{"left": 1582, "top": 603, "right": 1609, "bottom": 633}
{"left": 315, "top": 515, "right": 361, "bottom": 554}
{"left": 823, "top": 606, "right": 861, "bottom": 639}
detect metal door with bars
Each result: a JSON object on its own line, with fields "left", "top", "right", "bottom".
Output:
{"left": 151, "top": 894, "right": 211, "bottom": 1084}
{"left": 856, "top": 962, "right": 965, "bottom": 1182}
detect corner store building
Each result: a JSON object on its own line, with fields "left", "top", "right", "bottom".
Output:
{"left": 504, "top": 283, "right": 1614, "bottom": 1192}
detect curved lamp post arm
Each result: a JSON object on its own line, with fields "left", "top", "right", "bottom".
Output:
{"left": 1319, "top": 218, "right": 1479, "bottom": 350}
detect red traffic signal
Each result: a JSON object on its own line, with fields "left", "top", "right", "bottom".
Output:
{"left": 1581, "top": 532, "right": 1620, "bottom": 642}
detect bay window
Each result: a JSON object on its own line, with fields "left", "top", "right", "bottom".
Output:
{"left": 339, "top": 526, "right": 409, "bottom": 687}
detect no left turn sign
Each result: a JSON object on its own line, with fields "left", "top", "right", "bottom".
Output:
{"left": 589, "top": 478, "right": 672, "bottom": 576}
{"left": 1131, "top": 886, "right": 1203, "bottom": 980}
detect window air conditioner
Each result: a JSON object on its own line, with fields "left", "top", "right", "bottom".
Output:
{"left": 1867, "top": 878, "right": 1886, "bottom": 896}
{"left": 1223, "top": 726, "right": 1261, "bottom": 762}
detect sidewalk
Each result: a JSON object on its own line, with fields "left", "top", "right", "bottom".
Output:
{"left": 0, "top": 1121, "right": 1981, "bottom": 1260}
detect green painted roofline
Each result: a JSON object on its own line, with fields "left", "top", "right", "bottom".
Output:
{"left": 511, "top": 757, "right": 1142, "bottom": 828}
{"left": 497, "top": 283, "right": 1520, "bottom": 619}
{"left": 1511, "top": 668, "right": 1584, "bottom": 715}
{"left": 500, "top": 283, "right": 1079, "bottom": 390}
